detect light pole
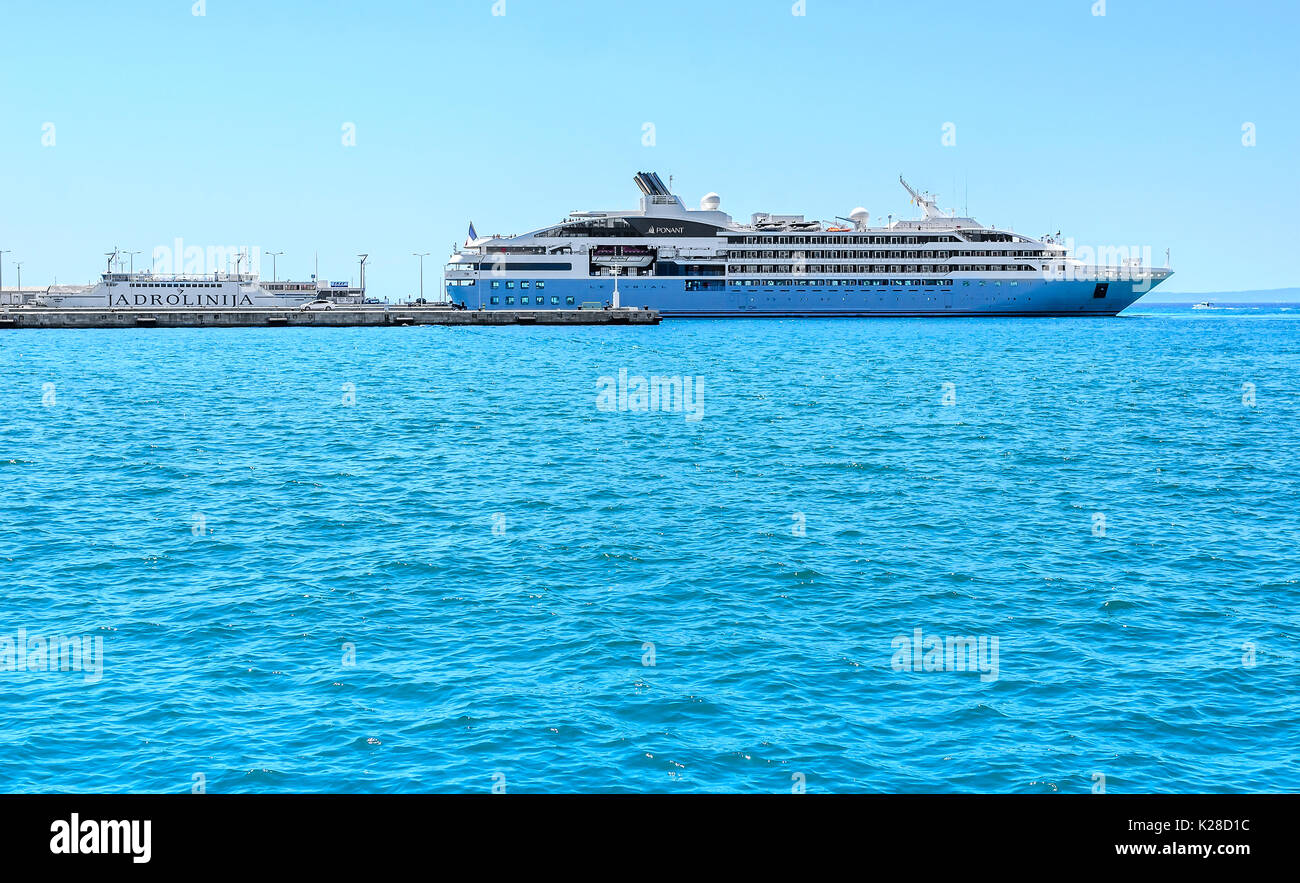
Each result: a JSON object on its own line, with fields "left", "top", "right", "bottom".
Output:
{"left": 0, "top": 250, "right": 10, "bottom": 294}
{"left": 15, "top": 262, "right": 21, "bottom": 292}
{"left": 266, "top": 251, "right": 283, "bottom": 282}
{"left": 125, "top": 251, "right": 141, "bottom": 275}
{"left": 414, "top": 252, "right": 429, "bottom": 302}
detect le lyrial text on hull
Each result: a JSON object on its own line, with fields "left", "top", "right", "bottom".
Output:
{"left": 444, "top": 172, "right": 1172, "bottom": 317}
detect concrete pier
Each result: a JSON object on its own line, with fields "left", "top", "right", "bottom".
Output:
{"left": 0, "top": 307, "right": 660, "bottom": 329}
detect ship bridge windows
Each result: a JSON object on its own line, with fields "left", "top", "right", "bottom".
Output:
{"left": 539, "top": 217, "right": 637, "bottom": 237}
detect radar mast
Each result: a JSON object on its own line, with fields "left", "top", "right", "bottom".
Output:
{"left": 899, "top": 176, "right": 946, "bottom": 220}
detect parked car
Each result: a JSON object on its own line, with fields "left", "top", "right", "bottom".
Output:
{"left": 300, "top": 300, "right": 334, "bottom": 311}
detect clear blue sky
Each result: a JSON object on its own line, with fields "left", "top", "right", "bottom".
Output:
{"left": 2, "top": 0, "right": 1296, "bottom": 294}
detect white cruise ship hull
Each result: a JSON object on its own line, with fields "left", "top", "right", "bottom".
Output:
{"left": 455, "top": 276, "right": 1160, "bottom": 317}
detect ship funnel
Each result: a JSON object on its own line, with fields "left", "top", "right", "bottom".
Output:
{"left": 634, "top": 171, "right": 672, "bottom": 197}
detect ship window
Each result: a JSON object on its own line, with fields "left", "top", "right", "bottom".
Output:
{"left": 506, "top": 296, "right": 515, "bottom": 305}
{"left": 491, "top": 281, "right": 499, "bottom": 289}
{"left": 505, "top": 281, "right": 514, "bottom": 289}
{"left": 520, "top": 296, "right": 529, "bottom": 305}
{"left": 490, "top": 296, "right": 500, "bottom": 305}
{"left": 565, "top": 296, "right": 575, "bottom": 305}
{"left": 551, "top": 296, "right": 559, "bottom": 305}
{"left": 521, "top": 281, "right": 530, "bottom": 289}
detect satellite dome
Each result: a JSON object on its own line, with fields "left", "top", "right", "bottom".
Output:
{"left": 700, "top": 192, "right": 721, "bottom": 211}
{"left": 850, "top": 207, "right": 869, "bottom": 221}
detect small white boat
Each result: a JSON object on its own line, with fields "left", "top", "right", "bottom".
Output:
{"left": 1192, "top": 301, "right": 1214, "bottom": 309}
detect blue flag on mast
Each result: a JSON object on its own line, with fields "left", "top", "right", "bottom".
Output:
{"left": 467, "top": 222, "right": 477, "bottom": 242}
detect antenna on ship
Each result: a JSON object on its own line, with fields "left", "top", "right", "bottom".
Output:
{"left": 105, "top": 248, "right": 119, "bottom": 275}
{"left": 357, "top": 254, "right": 368, "bottom": 293}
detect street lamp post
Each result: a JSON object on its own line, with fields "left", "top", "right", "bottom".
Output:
{"left": 413, "top": 252, "right": 429, "bottom": 302}
{"left": 125, "top": 251, "right": 141, "bottom": 274}
{"left": 266, "top": 251, "right": 283, "bottom": 282}
{"left": 15, "top": 263, "right": 21, "bottom": 293}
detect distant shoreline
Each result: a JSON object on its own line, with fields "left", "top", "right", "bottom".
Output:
{"left": 1138, "top": 287, "right": 1300, "bottom": 304}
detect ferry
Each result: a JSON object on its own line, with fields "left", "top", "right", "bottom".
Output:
{"left": 32, "top": 251, "right": 365, "bottom": 310}
{"left": 444, "top": 172, "right": 1172, "bottom": 317}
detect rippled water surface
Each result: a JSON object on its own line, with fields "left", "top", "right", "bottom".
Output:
{"left": 2, "top": 303, "right": 1297, "bottom": 792}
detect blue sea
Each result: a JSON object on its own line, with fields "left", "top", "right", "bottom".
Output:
{"left": 2, "top": 302, "right": 1297, "bottom": 793}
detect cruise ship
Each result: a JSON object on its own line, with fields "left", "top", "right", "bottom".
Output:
{"left": 444, "top": 172, "right": 1172, "bottom": 316}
